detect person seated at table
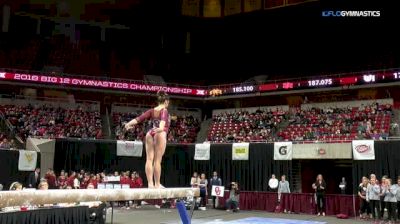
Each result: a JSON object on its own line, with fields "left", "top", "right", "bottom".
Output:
{"left": 9, "top": 182, "right": 23, "bottom": 191}
{"left": 38, "top": 180, "right": 54, "bottom": 207}
{"left": 225, "top": 182, "right": 240, "bottom": 212}
{"left": 3, "top": 182, "right": 24, "bottom": 211}
{"left": 38, "top": 179, "right": 49, "bottom": 190}
{"left": 84, "top": 183, "right": 107, "bottom": 224}
{"left": 79, "top": 183, "right": 103, "bottom": 208}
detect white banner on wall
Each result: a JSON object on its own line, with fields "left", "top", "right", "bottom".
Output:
{"left": 352, "top": 140, "right": 375, "bottom": 160}
{"left": 232, "top": 142, "right": 249, "bottom": 160}
{"left": 194, "top": 143, "right": 211, "bottom": 160}
{"left": 274, "top": 142, "right": 293, "bottom": 160}
{"left": 18, "top": 150, "right": 38, "bottom": 171}
{"left": 117, "top": 140, "right": 143, "bottom": 157}
{"left": 292, "top": 142, "right": 352, "bottom": 159}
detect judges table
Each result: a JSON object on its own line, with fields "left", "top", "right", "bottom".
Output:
{"left": 218, "top": 191, "right": 359, "bottom": 217}
{"left": 0, "top": 205, "right": 106, "bottom": 224}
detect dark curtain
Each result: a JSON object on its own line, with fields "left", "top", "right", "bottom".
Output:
{"left": 0, "top": 206, "right": 89, "bottom": 224}
{"left": 54, "top": 139, "right": 145, "bottom": 175}
{"left": 54, "top": 140, "right": 291, "bottom": 191}
{"left": 161, "top": 143, "right": 193, "bottom": 187}
{"left": 352, "top": 141, "right": 400, "bottom": 193}
{"left": 0, "top": 150, "right": 41, "bottom": 190}
{"left": 185, "top": 143, "right": 291, "bottom": 191}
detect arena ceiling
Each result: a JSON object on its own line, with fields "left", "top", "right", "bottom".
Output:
{"left": 3, "top": 0, "right": 399, "bottom": 85}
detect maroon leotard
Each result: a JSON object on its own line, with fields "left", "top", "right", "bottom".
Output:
{"left": 136, "top": 108, "right": 170, "bottom": 137}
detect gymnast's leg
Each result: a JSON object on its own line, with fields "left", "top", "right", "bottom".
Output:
{"left": 154, "top": 131, "right": 167, "bottom": 189}
{"left": 145, "top": 132, "right": 155, "bottom": 188}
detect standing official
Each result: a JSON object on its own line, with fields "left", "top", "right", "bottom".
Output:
{"left": 210, "top": 171, "right": 222, "bottom": 209}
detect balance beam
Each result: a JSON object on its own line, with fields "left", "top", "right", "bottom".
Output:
{"left": 0, "top": 188, "right": 199, "bottom": 208}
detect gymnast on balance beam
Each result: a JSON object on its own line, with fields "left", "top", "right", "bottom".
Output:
{"left": 124, "top": 90, "right": 173, "bottom": 189}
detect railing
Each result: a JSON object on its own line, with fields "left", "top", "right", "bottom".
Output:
{"left": 105, "top": 107, "right": 111, "bottom": 139}
{"left": 111, "top": 103, "right": 202, "bottom": 119}
{"left": 0, "top": 94, "right": 100, "bottom": 111}
{"left": 0, "top": 94, "right": 99, "bottom": 105}
{"left": 0, "top": 110, "right": 24, "bottom": 145}
{"left": 0, "top": 110, "right": 13, "bottom": 132}
{"left": 111, "top": 103, "right": 201, "bottom": 112}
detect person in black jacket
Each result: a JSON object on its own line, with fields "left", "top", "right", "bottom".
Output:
{"left": 28, "top": 167, "right": 40, "bottom": 188}
{"left": 210, "top": 171, "right": 222, "bottom": 209}
{"left": 312, "top": 174, "right": 326, "bottom": 216}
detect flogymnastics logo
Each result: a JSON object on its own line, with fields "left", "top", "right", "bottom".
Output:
{"left": 322, "top": 10, "right": 381, "bottom": 17}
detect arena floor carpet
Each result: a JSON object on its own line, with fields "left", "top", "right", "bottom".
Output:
{"left": 177, "top": 217, "right": 327, "bottom": 224}
{"left": 105, "top": 206, "right": 366, "bottom": 224}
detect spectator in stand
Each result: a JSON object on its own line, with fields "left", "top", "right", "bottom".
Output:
{"left": 9, "top": 139, "right": 17, "bottom": 150}
{"left": 370, "top": 130, "right": 381, "bottom": 140}
{"left": 380, "top": 129, "right": 389, "bottom": 140}
{"left": 45, "top": 168, "right": 57, "bottom": 189}
{"left": 356, "top": 131, "right": 365, "bottom": 140}
{"left": 358, "top": 177, "right": 370, "bottom": 219}
{"left": 312, "top": 174, "right": 326, "bottom": 216}
{"left": 210, "top": 171, "right": 222, "bottom": 209}
{"left": 1, "top": 104, "right": 102, "bottom": 140}
{"left": 278, "top": 103, "right": 391, "bottom": 142}
{"left": 0, "top": 138, "right": 11, "bottom": 150}
{"left": 28, "top": 167, "right": 40, "bottom": 188}
{"left": 209, "top": 109, "right": 285, "bottom": 143}
{"left": 198, "top": 173, "right": 208, "bottom": 209}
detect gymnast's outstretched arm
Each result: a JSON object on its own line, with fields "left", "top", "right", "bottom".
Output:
{"left": 125, "top": 109, "right": 152, "bottom": 130}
